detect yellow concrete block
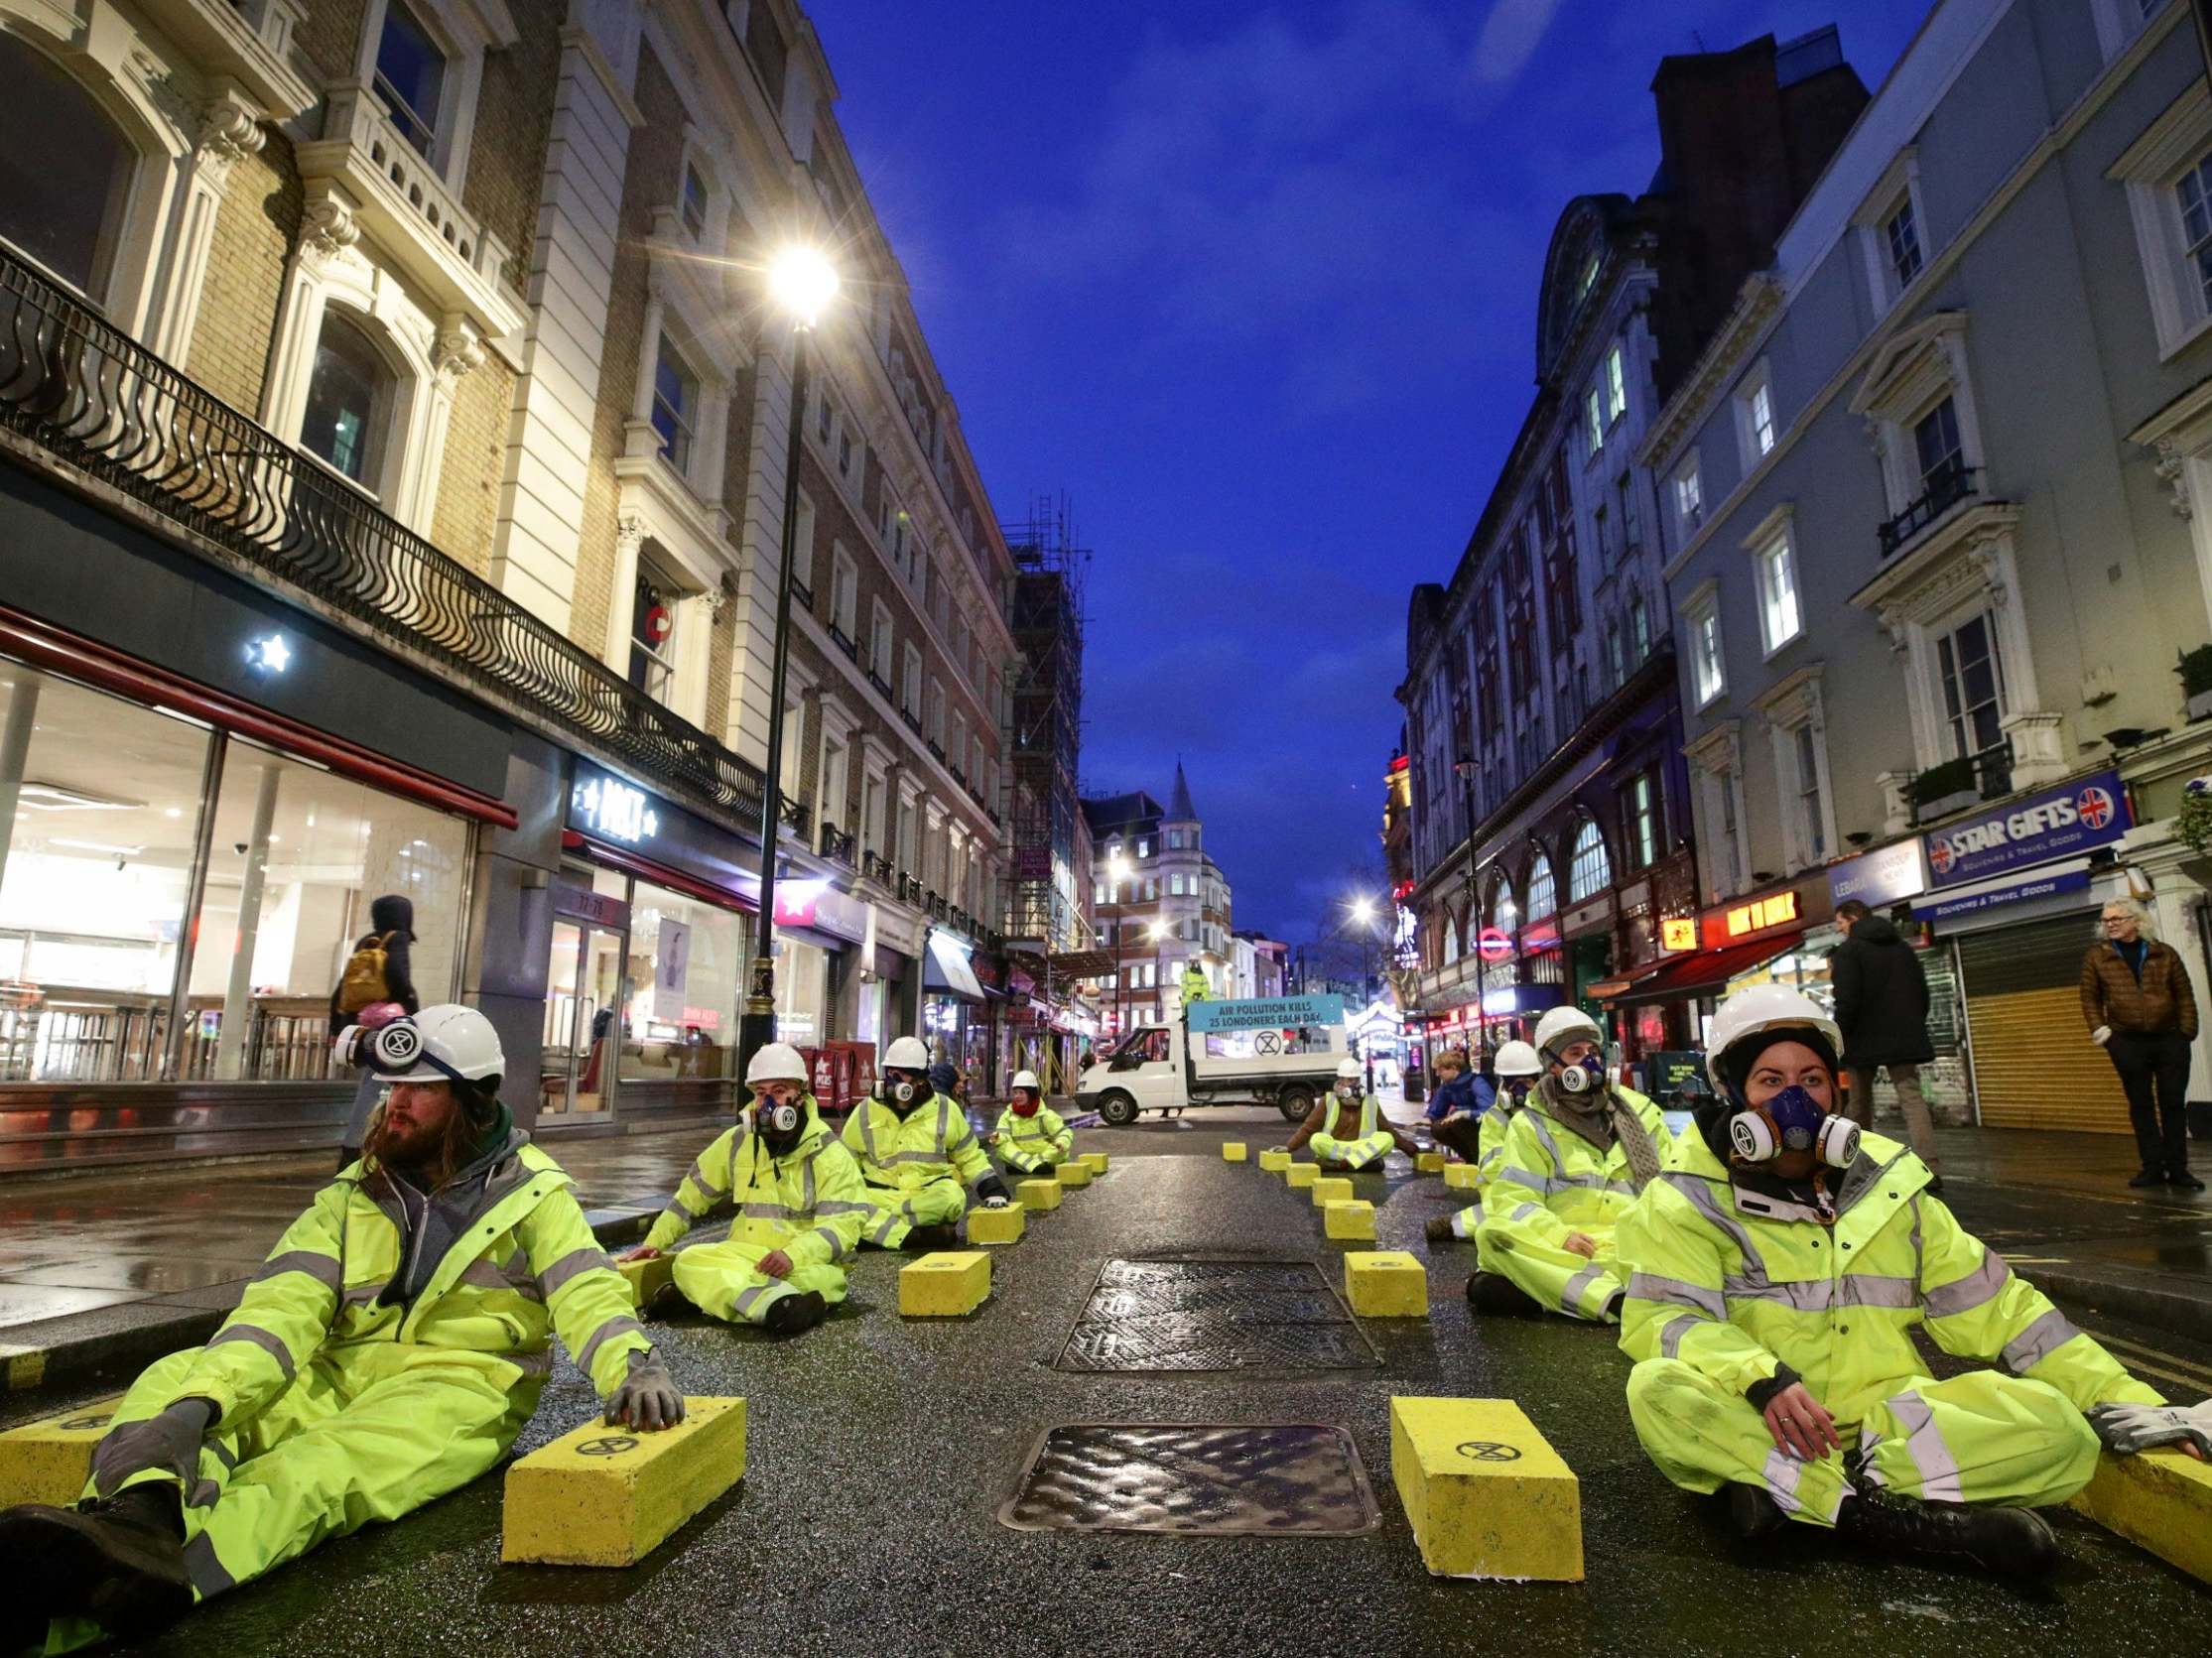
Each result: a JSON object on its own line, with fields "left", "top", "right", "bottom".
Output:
{"left": 1325, "top": 1200, "right": 1376, "bottom": 1240}
{"left": 1056, "top": 1160, "right": 1094, "bottom": 1189}
{"left": 1311, "top": 1176, "right": 1354, "bottom": 1209}
{"left": 501, "top": 1396, "right": 746, "bottom": 1567}
{"left": 0, "top": 1394, "right": 126, "bottom": 1508}
{"left": 1223, "top": 1141, "right": 1249, "bottom": 1162}
{"left": 1017, "top": 1178, "right": 1063, "bottom": 1212}
{"left": 899, "top": 1250, "right": 991, "bottom": 1317}
{"left": 967, "top": 1203, "right": 1026, "bottom": 1245}
{"left": 2071, "top": 1448, "right": 2212, "bottom": 1585}
{"left": 1444, "top": 1163, "right": 1483, "bottom": 1192}
{"left": 1417, "top": 1152, "right": 1446, "bottom": 1173}
{"left": 1258, "top": 1148, "right": 1290, "bottom": 1171}
{"left": 1081, "top": 1152, "right": 1108, "bottom": 1175}
{"left": 1285, "top": 1163, "right": 1319, "bottom": 1190}
{"left": 617, "top": 1253, "right": 677, "bottom": 1314}
{"left": 1346, "top": 1250, "right": 1428, "bottom": 1318}
{"left": 1390, "top": 1396, "right": 1582, "bottom": 1581}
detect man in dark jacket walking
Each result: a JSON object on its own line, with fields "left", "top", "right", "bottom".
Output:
{"left": 2081, "top": 899, "right": 2203, "bottom": 1191}
{"left": 1830, "top": 900, "right": 1941, "bottom": 1186}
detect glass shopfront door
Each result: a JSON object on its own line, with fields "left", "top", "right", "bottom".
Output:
{"left": 540, "top": 916, "right": 630, "bottom": 1118}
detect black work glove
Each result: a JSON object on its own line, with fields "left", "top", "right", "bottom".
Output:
{"left": 976, "top": 1173, "right": 1012, "bottom": 1206}
{"left": 604, "top": 1349, "right": 684, "bottom": 1432}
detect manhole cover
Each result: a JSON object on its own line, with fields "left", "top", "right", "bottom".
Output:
{"left": 1055, "top": 1258, "right": 1379, "bottom": 1372}
{"left": 999, "top": 1423, "right": 1379, "bottom": 1536}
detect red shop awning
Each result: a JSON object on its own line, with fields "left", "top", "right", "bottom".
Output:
{"left": 1603, "top": 935, "right": 1804, "bottom": 1008}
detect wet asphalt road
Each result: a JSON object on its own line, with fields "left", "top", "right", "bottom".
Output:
{"left": 27, "top": 1106, "right": 2212, "bottom": 1656}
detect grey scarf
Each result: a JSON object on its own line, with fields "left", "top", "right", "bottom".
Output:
{"left": 1538, "top": 1078, "right": 1664, "bottom": 1194}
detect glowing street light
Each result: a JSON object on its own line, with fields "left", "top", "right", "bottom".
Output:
{"left": 740, "top": 240, "right": 843, "bottom": 1080}
{"left": 1350, "top": 896, "right": 1376, "bottom": 926}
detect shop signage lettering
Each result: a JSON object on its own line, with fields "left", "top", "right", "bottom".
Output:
{"left": 573, "top": 775, "right": 659, "bottom": 844}
{"left": 1659, "top": 917, "right": 1697, "bottom": 953}
{"left": 1921, "top": 867, "right": 2091, "bottom": 923}
{"left": 1922, "top": 770, "right": 2129, "bottom": 889}
{"left": 1725, "top": 892, "right": 1797, "bottom": 939}
{"left": 1828, "top": 839, "right": 1927, "bottom": 909}
{"left": 774, "top": 882, "right": 824, "bottom": 928}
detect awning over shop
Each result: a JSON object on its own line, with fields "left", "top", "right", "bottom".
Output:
{"left": 1587, "top": 963, "right": 1668, "bottom": 1000}
{"left": 1605, "top": 934, "right": 1803, "bottom": 1008}
{"left": 923, "top": 930, "right": 986, "bottom": 1002}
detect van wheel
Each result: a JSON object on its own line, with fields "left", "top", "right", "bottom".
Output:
{"left": 1277, "top": 1086, "right": 1314, "bottom": 1123}
{"left": 1098, "top": 1090, "right": 1139, "bottom": 1127}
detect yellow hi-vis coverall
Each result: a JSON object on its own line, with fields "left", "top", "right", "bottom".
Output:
{"left": 63, "top": 1137, "right": 647, "bottom": 1638}
{"left": 1292, "top": 1093, "right": 1396, "bottom": 1170}
{"left": 842, "top": 1090, "right": 993, "bottom": 1246}
{"left": 993, "top": 1103, "right": 1073, "bottom": 1174}
{"left": 1475, "top": 1084, "right": 1669, "bottom": 1320}
{"left": 641, "top": 1099, "right": 869, "bottom": 1324}
{"left": 1616, "top": 1128, "right": 2162, "bottom": 1526}
{"left": 1444, "top": 1101, "right": 1521, "bottom": 1241}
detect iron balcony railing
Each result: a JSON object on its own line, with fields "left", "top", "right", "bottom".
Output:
{"left": 828, "top": 623, "right": 857, "bottom": 661}
{"left": 1879, "top": 464, "right": 1982, "bottom": 557}
{"left": 862, "top": 850, "right": 894, "bottom": 884}
{"left": 0, "top": 248, "right": 768, "bottom": 831}
{"left": 819, "top": 821, "right": 855, "bottom": 865}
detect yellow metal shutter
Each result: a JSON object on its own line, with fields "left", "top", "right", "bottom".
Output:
{"left": 1957, "top": 920, "right": 2133, "bottom": 1134}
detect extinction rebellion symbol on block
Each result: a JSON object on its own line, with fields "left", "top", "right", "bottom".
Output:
{"left": 578, "top": 1436, "right": 640, "bottom": 1458}
{"left": 1456, "top": 1441, "right": 1521, "bottom": 1463}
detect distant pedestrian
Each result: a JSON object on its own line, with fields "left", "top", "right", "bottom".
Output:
{"left": 2081, "top": 899, "right": 2203, "bottom": 1191}
{"left": 1424, "top": 1047, "right": 1494, "bottom": 1162}
{"left": 331, "top": 894, "right": 421, "bottom": 1165}
{"left": 1829, "top": 900, "right": 1942, "bottom": 1190}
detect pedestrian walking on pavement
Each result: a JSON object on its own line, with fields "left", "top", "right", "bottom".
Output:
{"left": 331, "top": 894, "right": 421, "bottom": 1167}
{"left": 2081, "top": 898, "right": 2204, "bottom": 1191}
{"left": 1828, "top": 900, "right": 1942, "bottom": 1191}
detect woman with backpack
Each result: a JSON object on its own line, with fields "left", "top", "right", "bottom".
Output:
{"left": 331, "top": 894, "right": 421, "bottom": 1165}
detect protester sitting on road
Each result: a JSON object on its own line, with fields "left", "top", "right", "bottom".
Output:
{"left": 1424, "top": 1047, "right": 1495, "bottom": 1163}
{"left": 844, "top": 1035, "right": 1012, "bottom": 1249}
{"left": 1427, "top": 1040, "right": 1542, "bottom": 1246}
{"left": 1616, "top": 983, "right": 2206, "bottom": 1583}
{"left": 1283, "top": 1058, "right": 1422, "bottom": 1172}
{"left": 615, "top": 1042, "right": 867, "bottom": 1337}
{"left": 1469, "top": 1006, "right": 1671, "bottom": 1322}
{"left": 2081, "top": 898, "right": 2204, "bottom": 1192}
{"left": 987, "top": 1070, "right": 1073, "bottom": 1176}
{"left": 0, "top": 1006, "right": 680, "bottom": 1653}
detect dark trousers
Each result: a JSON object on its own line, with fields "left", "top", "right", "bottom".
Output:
{"left": 1430, "top": 1114, "right": 1485, "bottom": 1162}
{"left": 2106, "top": 1029, "right": 2193, "bottom": 1176}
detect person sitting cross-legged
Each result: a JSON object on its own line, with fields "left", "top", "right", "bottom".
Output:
{"left": 1425, "top": 1040, "right": 1542, "bottom": 1248}
{"left": 987, "top": 1070, "right": 1073, "bottom": 1177}
{"left": 1283, "top": 1058, "right": 1422, "bottom": 1172}
{"left": 616, "top": 1042, "right": 867, "bottom": 1337}
{"left": 1616, "top": 983, "right": 2205, "bottom": 1583}
{"left": 0, "top": 1007, "right": 680, "bottom": 1655}
{"left": 844, "top": 1036, "right": 1013, "bottom": 1249}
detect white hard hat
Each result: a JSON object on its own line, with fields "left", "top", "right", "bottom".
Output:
{"left": 1706, "top": 984, "right": 1844, "bottom": 1095}
{"left": 1532, "top": 1005, "right": 1603, "bottom": 1062}
{"left": 745, "top": 1042, "right": 808, "bottom": 1085}
{"left": 1336, "top": 1057, "right": 1364, "bottom": 1081}
{"left": 366, "top": 1004, "right": 504, "bottom": 1084}
{"left": 1494, "top": 1040, "right": 1542, "bottom": 1078}
{"left": 1011, "top": 1070, "right": 1041, "bottom": 1091}
{"left": 883, "top": 1035, "right": 931, "bottom": 1071}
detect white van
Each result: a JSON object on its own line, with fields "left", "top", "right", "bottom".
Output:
{"left": 1076, "top": 994, "right": 1350, "bottom": 1126}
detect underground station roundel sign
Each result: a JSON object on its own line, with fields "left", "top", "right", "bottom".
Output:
{"left": 1476, "top": 927, "right": 1512, "bottom": 962}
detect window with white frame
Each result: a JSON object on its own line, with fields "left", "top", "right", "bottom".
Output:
{"left": 1913, "top": 395, "right": 1966, "bottom": 494}
{"left": 1617, "top": 472, "right": 1639, "bottom": 554}
{"left": 1672, "top": 455, "right": 1704, "bottom": 543}
{"left": 2114, "top": 86, "right": 2212, "bottom": 357}
{"left": 372, "top": 0, "right": 447, "bottom": 157}
{"left": 901, "top": 644, "right": 922, "bottom": 717}
{"left": 1586, "top": 385, "right": 1606, "bottom": 455}
{"left": 1686, "top": 585, "right": 1725, "bottom": 707}
{"left": 1605, "top": 619, "right": 1625, "bottom": 689}
{"left": 1750, "top": 517, "right": 1802, "bottom": 656}
{"left": 1793, "top": 724, "right": 1826, "bottom": 863}
{"left": 816, "top": 388, "right": 834, "bottom": 443}
{"left": 300, "top": 313, "right": 398, "bottom": 492}
{"left": 1623, "top": 773, "right": 1659, "bottom": 870}
{"left": 1758, "top": 672, "right": 1833, "bottom": 871}
{"left": 1627, "top": 590, "right": 1650, "bottom": 663}
{"left": 1934, "top": 609, "right": 2008, "bottom": 759}
{"left": 651, "top": 335, "right": 697, "bottom": 473}
{"left": 870, "top": 601, "right": 894, "bottom": 683}
{"left": 1604, "top": 342, "right": 1626, "bottom": 425}
{"left": 627, "top": 560, "right": 681, "bottom": 703}
{"left": 1170, "top": 873, "right": 1185, "bottom": 896}
{"left": 928, "top": 679, "right": 946, "bottom": 750}
{"left": 0, "top": 37, "right": 136, "bottom": 303}
{"left": 863, "top": 772, "right": 885, "bottom": 855}
{"left": 679, "top": 158, "right": 710, "bottom": 240}
{"left": 1736, "top": 362, "right": 1776, "bottom": 466}
{"left": 830, "top": 545, "right": 858, "bottom": 638}
{"left": 1886, "top": 194, "right": 1923, "bottom": 290}
{"left": 818, "top": 731, "right": 847, "bottom": 829}
{"left": 950, "top": 709, "right": 967, "bottom": 775}
{"left": 1567, "top": 821, "right": 1610, "bottom": 901}
{"left": 790, "top": 492, "right": 815, "bottom": 595}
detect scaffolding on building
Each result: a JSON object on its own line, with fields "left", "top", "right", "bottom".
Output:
{"left": 1001, "top": 493, "right": 1090, "bottom": 953}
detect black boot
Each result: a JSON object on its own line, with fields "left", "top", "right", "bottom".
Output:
{"left": 1834, "top": 1488, "right": 2060, "bottom": 1581}
{"left": 761, "top": 1290, "right": 827, "bottom": 1336}
{"left": 2169, "top": 1168, "right": 2206, "bottom": 1193}
{"left": 905, "top": 1222, "right": 962, "bottom": 1252}
{"left": 0, "top": 1482, "right": 194, "bottom": 1638}
{"left": 1465, "top": 1271, "right": 1540, "bottom": 1317}
{"left": 1726, "top": 1482, "right": 1787, "bottom": 1541}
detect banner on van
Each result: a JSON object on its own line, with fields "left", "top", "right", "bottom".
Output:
{"left": 1187, "top": 994, "right": 1346, "bottom": 1035}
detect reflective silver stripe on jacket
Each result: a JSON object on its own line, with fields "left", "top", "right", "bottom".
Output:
{"left": 1885, "top": 1388, "right": 1964, "bottom": 1502}
{"left": 251, "top": 1250, "right": 341, "bottom": 1292}
{"left": 2002, "top": 1307, "right": 2080, "bottom": 1374}
{"left": 205, "top": 1323, "right": 295, "bottom": 1381}
{"left": 339, "top": 1282, "right": 391, "bottom": 1313}
{"left": 739, "top": 1202, "right": 802, "bottom": 1219}
{"left": 810, "top": 1224, "right": 852, "bottom": 1263}
{"left": 1626, "top": 1273, "right": 1726, "bottom": 1321}
{"left": 1496, "top": 1167, "right": 1554, "bottom": 1197}
{"left": 575, "top": 1314, "right": 645, "bottom": 1377}
{"left": 1560, "top": 1264, "right": 1608, "bottom": 1318}
{"left": 1919, "top": 1247, "right": 2014, "bottom": 1320}
{"left": 506, "top": 1347, "right": 556, "bottom": 1379}
{"left": 1657, "top": 1313, "right": 1702, "bottom": 1359}
{"left": 1660, "top": 1173, "right": 1771, "bottom": 1286}
{"left": 539, "top": 1246, "right": 611, "bottom": 1300}
{"left": 1720, "top": 1275, "right": 1916, "bottom": 1313}
{"left": 816, "top": 1200, "right": 874, "bottom": 1217}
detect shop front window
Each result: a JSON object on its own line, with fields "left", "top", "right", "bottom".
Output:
{"left": 776, "top": 937, "right": 828, "bottom": 1047}
{"left": 616, "top": 871, "right": 747, "bottom": 1092}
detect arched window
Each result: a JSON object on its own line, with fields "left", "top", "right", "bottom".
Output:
{"left": 1569, "top": 819, "right": 1612, "bottom": 901}
{"left": 1524, "top": 852, "right": 1557, "bottom": 922}
{"left": 300, "top": 313, "right": 397, "bottom": 490}
{"left": 0, "top": 34, "right": 135, "bottom": 299}
{"left": 1442, "top": 916, "right": 1461, "bottom": 965}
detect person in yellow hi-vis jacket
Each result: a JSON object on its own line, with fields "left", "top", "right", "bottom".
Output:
{"left": 843, "top": 1035, "right": 1012, "bottom": 1248}
{"left": 0, "top": 1007, "right": 680, "bottom": 1652}
{"left": 617, "top": 1043, "right": 868, "bottom": 1337}
{"left": 1426, "top": 1040, "right": 1542, "bottom": 1246}
{"left": 988, "top": 1070, "right": 1073, "bottom": 1176}
{"left": 1469, "top": 1005, "right": 1672, "bottom": 1322}
{"left": 1617, "top": 983, "right": 2205, "bottom": 1583}
{"left": 1284, "top": 1058, "right": 1423, "bottom": 1171}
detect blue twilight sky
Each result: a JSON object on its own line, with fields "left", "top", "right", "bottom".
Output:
{"left": 813, "top": 0, "right": 1934, "bottom": 948}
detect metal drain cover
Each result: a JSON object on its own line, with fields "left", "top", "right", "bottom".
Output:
{"left": 1056, "top": 1258, "right": 1379, "bottom": 1372}
{"left": 999, "top": 1423, "right": 1380, "bottom": 1536}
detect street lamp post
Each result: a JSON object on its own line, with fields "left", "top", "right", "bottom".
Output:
{"left": 739, "top": 245, "right": 841, "bottom": 1081}
{"left": 1148, "top": 919, "right": 1168, "bottom": 1023}
{"left": 1107, "top": 850, "right": 1130, "bottom": 1040}
{"left": 1348, "top": 895, "right": 1381, "bottom": 1092}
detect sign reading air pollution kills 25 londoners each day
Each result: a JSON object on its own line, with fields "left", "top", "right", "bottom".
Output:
{"left": 1186, "top": 995, "right": 1347, "bottom": 1035}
